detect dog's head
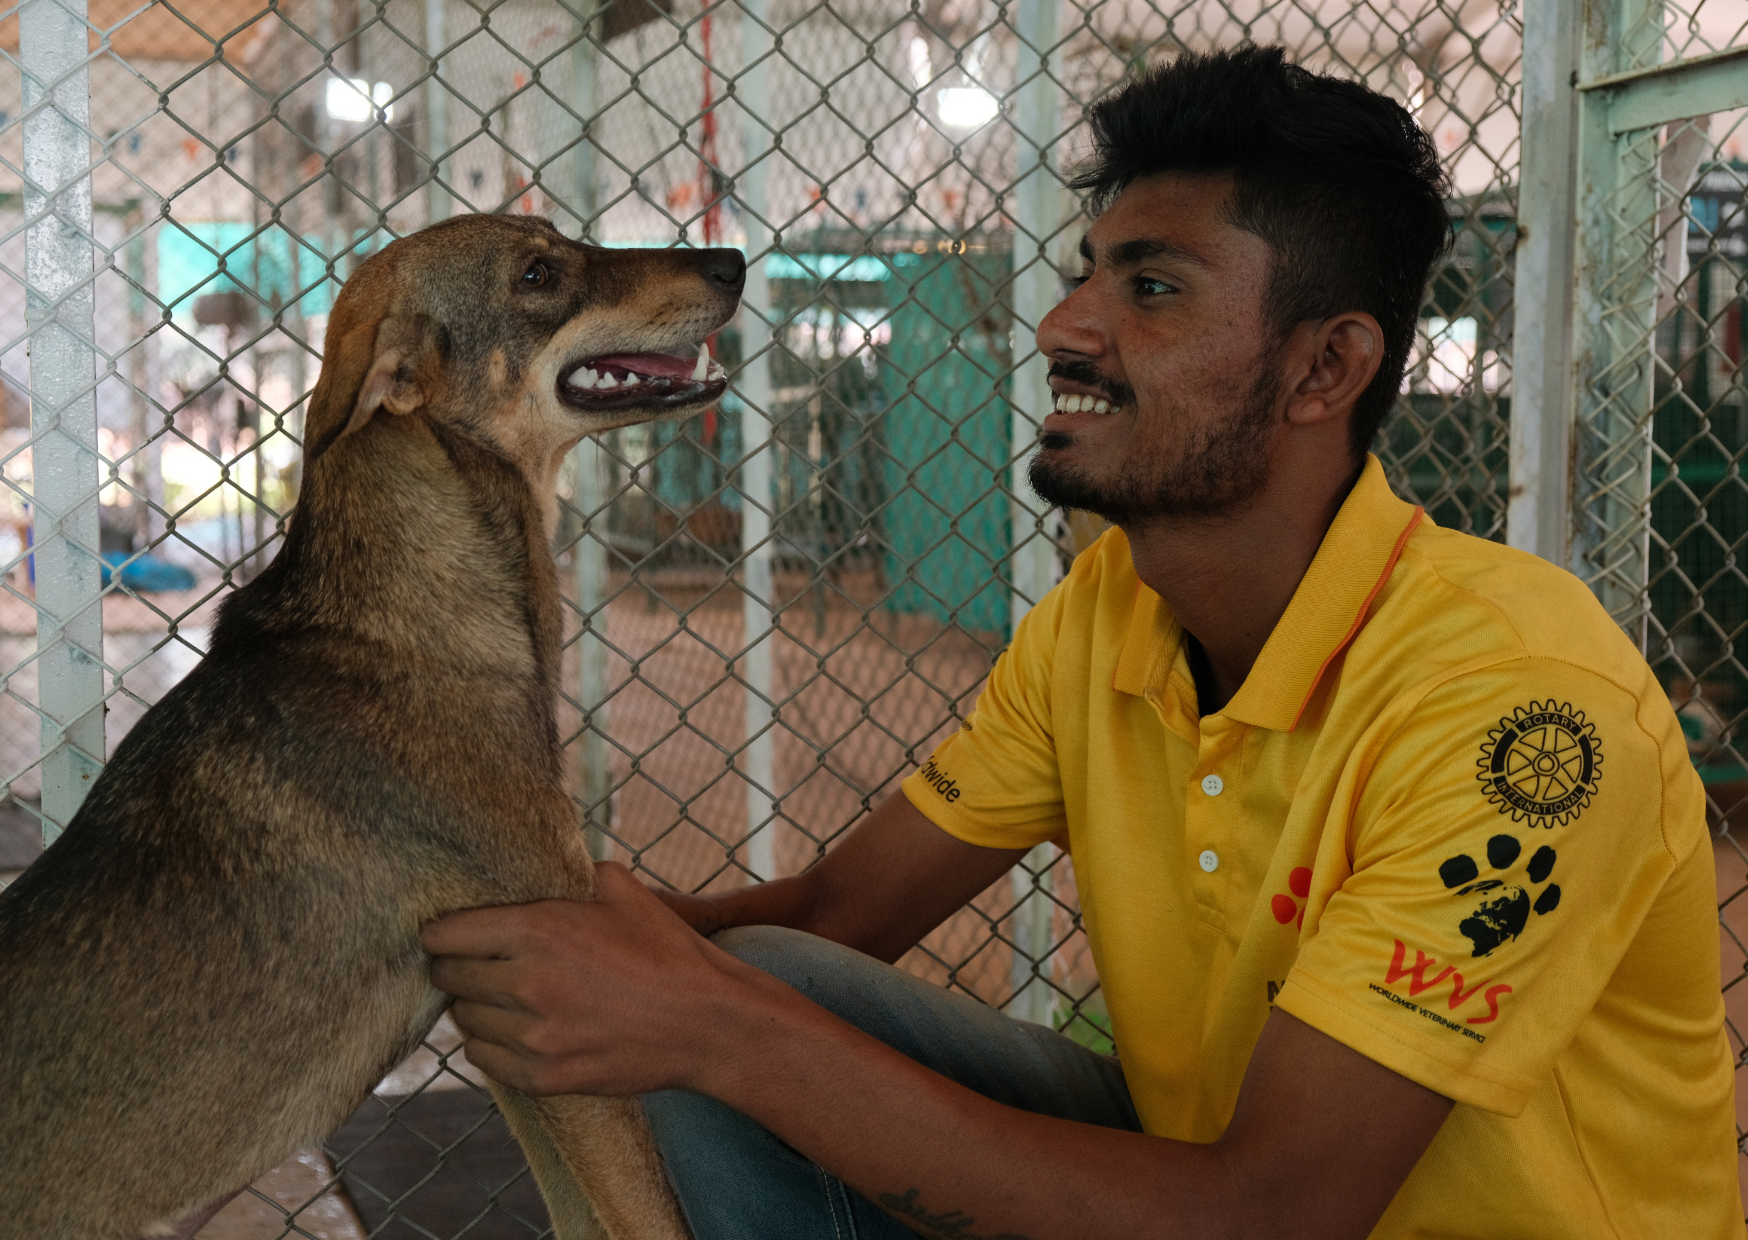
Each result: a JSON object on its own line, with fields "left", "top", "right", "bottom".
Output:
{"left": 303, "top": 215, "right": 743, "bottom": 493}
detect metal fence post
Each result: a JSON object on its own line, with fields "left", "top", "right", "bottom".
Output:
{"left": 423, "top": 0, "right": 449, "bottom": 223}
{"left": 21, "top": 0, "right": 103, "bottom": 844}
{"left": 737, "top": 0, "right": 777, "bottom": 881}
{"left": 573, "top": 438, "right": 614, "bottom": 860}
{"left": 1006, "top": 0, "right": 1060, "bottom": 1025}
{"left": 1508, "top": 0, "right": 1580, "bottom": 565}
{"left": 564, "top": 9, "right": 609, "bottom": 859}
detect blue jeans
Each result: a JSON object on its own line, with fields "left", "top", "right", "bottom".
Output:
{"left": 642, "top": 926, "right": 1142, "bottom": 1240}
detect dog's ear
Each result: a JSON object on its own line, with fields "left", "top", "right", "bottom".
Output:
{"left": 338, "top": 315, "right": 443, "bottom": 439}
{"left": 298, "top": 264, "right": 440, "bottom": 461}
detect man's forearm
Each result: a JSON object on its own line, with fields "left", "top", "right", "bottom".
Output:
{"left": 656, "top": 873, "right": 824, "bottom": 939}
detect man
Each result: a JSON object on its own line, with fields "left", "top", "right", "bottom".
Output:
{"left": 423, "top": 47, "right": 1743, "bottom": 1238}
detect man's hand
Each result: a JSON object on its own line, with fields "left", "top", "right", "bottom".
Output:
{"left": 421, "top": 863, "right": 776, "bottom": 1097}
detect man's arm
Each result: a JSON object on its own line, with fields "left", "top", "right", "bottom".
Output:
{"left": 425, "top": 866, "right": 1453, "bottom": 1240}
{"left": 653, "top": 791, "right": 1031, "bottom": 963}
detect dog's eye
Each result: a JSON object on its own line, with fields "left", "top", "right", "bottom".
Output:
{"left": 521, "top": 261, "right": 550, "bottom": 288}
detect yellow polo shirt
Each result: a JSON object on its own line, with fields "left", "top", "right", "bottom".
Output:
{"left": 902, "top": 456, "right": 1742, "bottom": 1238}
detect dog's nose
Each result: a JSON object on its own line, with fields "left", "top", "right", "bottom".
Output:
{"left": 698, "top": 248, "right": 746, "bottom": 296}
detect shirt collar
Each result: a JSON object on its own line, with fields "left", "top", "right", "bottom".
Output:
{"left": 1111, "top": 455, "right": 1423, "bottom": 732}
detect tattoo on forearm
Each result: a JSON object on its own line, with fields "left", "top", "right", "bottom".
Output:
{"left": 877, "top": 1188, "right": 1036, "bottom": 1240}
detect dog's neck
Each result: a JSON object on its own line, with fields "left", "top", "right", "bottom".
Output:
{"left": 249, "top": 417, "right": 565, "bottom": 701}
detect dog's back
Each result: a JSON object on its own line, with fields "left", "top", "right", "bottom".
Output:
{"left": 0, "top": 590, "right": 461, "bottom": 1235}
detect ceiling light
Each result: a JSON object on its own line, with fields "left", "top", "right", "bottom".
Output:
{"left": 936, "top": 87, "right": 998, "bottom": 130}
{"left": 325, "top": 78, "right": 395, "bottom": 123}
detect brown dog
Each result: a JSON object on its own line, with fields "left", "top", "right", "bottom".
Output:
{"left": 0, "top": 214, "right": 742, "bottom": 1240}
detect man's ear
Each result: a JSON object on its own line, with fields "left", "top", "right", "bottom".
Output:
{"left": 1285, "top": 312, "right": 1383, "bottom": 429}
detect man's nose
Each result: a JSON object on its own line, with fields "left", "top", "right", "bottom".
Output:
{"left": 1035, "top": 279, "right": 1107, "bottom": 361}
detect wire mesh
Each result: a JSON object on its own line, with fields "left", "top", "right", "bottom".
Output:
{"left": 1626, "top": 106, "right": 1748, "bottom": 1189}
{"left": 4, "top": 0, "right": 1736, "bottom": 1233}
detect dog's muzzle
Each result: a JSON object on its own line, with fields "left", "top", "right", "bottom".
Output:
{"left": 558, "top": 343, "right": 730, "bottom": 412}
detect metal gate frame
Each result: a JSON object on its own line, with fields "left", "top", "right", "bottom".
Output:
{"left": 1511, "top": 0, "right": 1748, "bottom": 604}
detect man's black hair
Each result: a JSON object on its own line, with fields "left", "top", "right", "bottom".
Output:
{"left": 1069, "top": 46, "right": 1451, "bottom": 454}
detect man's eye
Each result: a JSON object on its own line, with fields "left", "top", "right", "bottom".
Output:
{"left": 522, "top": 261, "right": 551, "bottom": 288}
{"left": 1066, "top": 272, "right": 1091, "bottom": 289}
{"left": 1136, "top": 277, "right": 1176, "bottom": 296}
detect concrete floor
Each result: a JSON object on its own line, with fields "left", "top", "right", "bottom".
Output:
{"left": 193, "top": 1148, "right": 366, "bottom": 1240}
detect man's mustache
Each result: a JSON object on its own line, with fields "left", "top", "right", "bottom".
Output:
{"left": 1047, "top": 360, "right": 1134, "bottom": 409}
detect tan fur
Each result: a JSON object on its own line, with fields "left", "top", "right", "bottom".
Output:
{"left": 0, "top": 215, "right": 741, "bottom": 1240}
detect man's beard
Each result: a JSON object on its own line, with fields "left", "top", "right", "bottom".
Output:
{"left": 1027, "top": 362, "right": 1280, "bottom": 525}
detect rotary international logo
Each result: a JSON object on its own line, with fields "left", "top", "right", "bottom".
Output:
{"left": 1475, "top": 701, "right": 1602, "bottom": 828}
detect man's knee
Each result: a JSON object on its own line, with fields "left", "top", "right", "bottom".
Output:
{"left": 709, "top": 924, "right": 850, "bottom": 992}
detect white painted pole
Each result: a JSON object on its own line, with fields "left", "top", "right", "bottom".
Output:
{"left": 1006, "top": 0, "right": 1060, "bottom": 1026}
{"left": 1007, "top": 0, "right": 1060, "bottom": 635}
{"left": 424, "top": 0, "right": 450, "bottom": 223}
{"left": 21, "top": 0, "right": 103, "bottom": 843}
{"left": 566, "top": 30, "right": 609, "bottom": 859}
{"left": 572, "top": 438, "right": 614, "bottom": 861}
{"left": 1507, "top": 0, "right": 1580, "bottom": 566}
{"left": 568, "top": 6, "right": 598, "bottom": 237}
{"left": 737, "top": 0, "right": 777, "bottom": 882}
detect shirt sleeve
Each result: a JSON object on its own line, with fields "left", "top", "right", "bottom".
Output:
{"left": 900, "top": 573, "right": 1072, "bottom": 851}
{"left": 1273, "top": 655, "right": 1702, "bottom": 1116}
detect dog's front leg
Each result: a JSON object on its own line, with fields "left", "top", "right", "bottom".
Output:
{"left": 490, "top": 1081, "right": 611, "bottom": 1240}
{"left": 490, "top": 1083, "right": 690, "bottom": 1240}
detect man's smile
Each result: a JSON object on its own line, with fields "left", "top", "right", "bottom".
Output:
{"left": 1051, "top": 392, "right": 1115, "bottom": 414}
{"left": 1046, "top": 358, "right": 1132, "bottom": 420}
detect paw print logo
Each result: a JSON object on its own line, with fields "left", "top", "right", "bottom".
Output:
{"left": 1270, "top": 866, "right": 1313, "bottom": 929}
{"left": 1438, "top": 834, "right": 1560, "bottom": 958}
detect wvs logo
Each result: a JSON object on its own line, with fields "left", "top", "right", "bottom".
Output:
{"left": 1370, "top": 939, "right": 1511, "bottom": 1043}
{"left": 1476, "top": 700, "right": 1601, "bottom": 828}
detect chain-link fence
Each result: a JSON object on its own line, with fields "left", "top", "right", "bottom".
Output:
{"left": 1, "top": 0, "right": 1744, "bottom": 1231}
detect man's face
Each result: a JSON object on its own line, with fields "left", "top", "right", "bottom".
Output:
{"left": 1030, "top": 172, "right": 1286, "bottom": 525}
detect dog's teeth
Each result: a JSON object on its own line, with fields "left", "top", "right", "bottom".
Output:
{"left": 579, "top": 368, "right": 599, "bottom": 388}
{"left": 692, "top": 344, "right": 709, "bottom": 381}
{"left": 1094, "top": 398, "right": 1110, "bottom": 414}
{"left": 598, "top": 372, "right": 618, "bottom": 389}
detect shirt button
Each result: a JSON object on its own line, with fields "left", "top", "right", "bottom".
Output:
{"left": 1199, "top": 849, "right": 1219, "bottom": 873}
{"left": 1201, "top": 774, "right": 1224, "bottom": 796}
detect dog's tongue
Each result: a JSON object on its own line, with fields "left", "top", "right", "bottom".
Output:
{"left": 592, "top": 352, "right": 695, "bottom": 380}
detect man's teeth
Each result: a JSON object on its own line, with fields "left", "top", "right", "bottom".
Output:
{"left": 1052, "top": 393, "right": 1112, "bottom": 414}
{"left": 692, "top": 343, "right": 709, "bottom": 381}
